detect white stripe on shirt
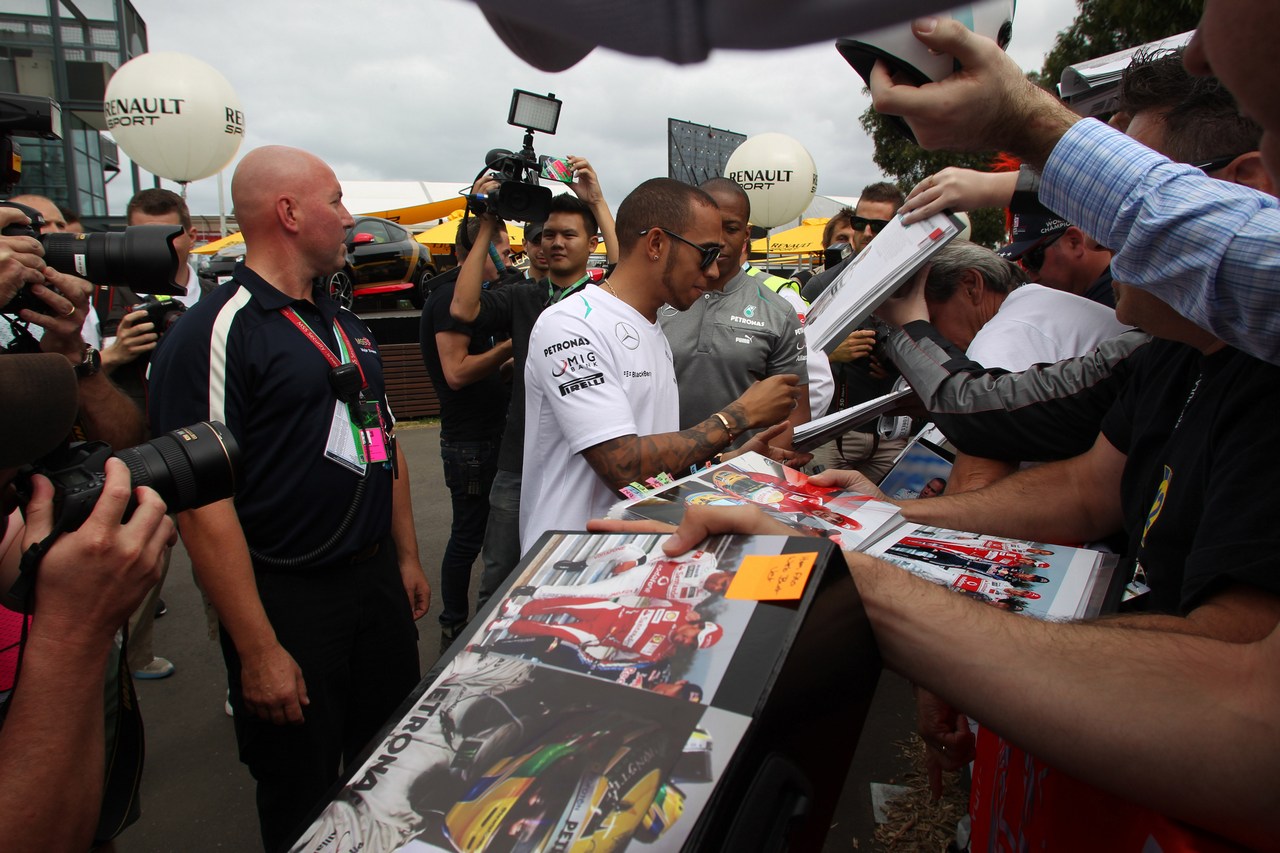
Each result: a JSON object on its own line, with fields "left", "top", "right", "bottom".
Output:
{"left": 208, "top": 287, "right": 253, "bottom": 422}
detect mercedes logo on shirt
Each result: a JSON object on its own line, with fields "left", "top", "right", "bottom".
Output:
{"left": 616, "top": 322, "right": 640, "bottom": 350}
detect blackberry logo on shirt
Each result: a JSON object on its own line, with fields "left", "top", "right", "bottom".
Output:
{"left": 544, "top": 337, "right": 591, "bottom": 357}
{"left": 559, "top": 372, "right": 606, "bottom": 396}
{"left": 622, "top": 370, "right": 651, "bottom": 379}
{"left": 552, "top": 351, "right": 599, "bottom": 377}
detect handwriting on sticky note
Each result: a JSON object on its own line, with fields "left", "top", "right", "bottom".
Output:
{"left": 726, "top": 552, "right": 818, "bottom": 601}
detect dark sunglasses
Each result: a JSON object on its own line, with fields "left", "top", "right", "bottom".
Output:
{"left": 1191, "top": 153, "right": 1240, "bottom": 173}
{"left": 640, "top": 227, "right": 722, "bottom": 270}
{"left": 851, "top": 215, "right": 892, "bottom": 235}
{"left": 1019, "top": 231, "right": 1065, "bottom": 274}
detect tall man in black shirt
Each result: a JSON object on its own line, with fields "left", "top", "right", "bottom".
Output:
{"left": 450, "top": 158, "right": 617, "bottom": 600}
{"left": 149, "top": 146, "right": 430, "bottom": 850}
{"left": 420, "top": 217, "right": 514, "bottom": 642}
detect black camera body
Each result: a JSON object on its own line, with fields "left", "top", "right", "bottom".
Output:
{"left": 18, "top": 421, "right": 240, "bottom": 534}
{"left": 0, "top": 201, "right": 184, "bottom": 314}
{"left": 133, "top": 296, "right": 186, "bottom": 338}
{"left": 471, "top": 145, "right": 553, "bottom": 223}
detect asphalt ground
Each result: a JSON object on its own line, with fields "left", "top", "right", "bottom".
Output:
{"left": 114, "top": 421, "right": 917, "bottom": 853}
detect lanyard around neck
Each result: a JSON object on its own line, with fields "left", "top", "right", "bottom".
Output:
{"left": 280, "top": 307, "right": 367, "bottom": 389}
{"left": 547, "top": 273, "right": 591, "bottom": 306}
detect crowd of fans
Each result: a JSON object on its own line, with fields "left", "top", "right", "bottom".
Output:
{"left": 3, "top": 3, "right": 1280, "bottom": 851}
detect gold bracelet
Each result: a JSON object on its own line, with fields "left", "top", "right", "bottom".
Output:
{"left": 713, "top": 411, "right": 734, "bottom": 436}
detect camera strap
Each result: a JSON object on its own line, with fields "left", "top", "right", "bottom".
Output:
{"left": 1, "top": 530, "right": 144, "bottom": 841}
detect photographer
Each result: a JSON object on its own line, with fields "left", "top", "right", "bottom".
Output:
{"left": 100, "top": 189, "right": 202, "bottom": 387}
{"left": 91, "top": 189, "right": 203, "bottom": 683}
{"left": 0, "top": 208, "right": 45, "bottom": 307}
{"left": 0, "top": 353, "right": 173, "bottom": 852}
{"left": 2, "top": 196, "right": 145, "bottom": 452}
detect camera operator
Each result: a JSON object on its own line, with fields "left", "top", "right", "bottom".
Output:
{"left": 0, "top": 353, "right": 173, "bottom": 852}
{"left": 2, "top": 195, "right": 145, "bottom": 451}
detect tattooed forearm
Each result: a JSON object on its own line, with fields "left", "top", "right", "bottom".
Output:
{"left": 582, "top": 414, "right": 737, "bottom": 491}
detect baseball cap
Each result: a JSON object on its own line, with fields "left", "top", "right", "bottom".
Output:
{"left": 474, "top": 0, "right": 965, "bottom": 72}
{"left": 524, "top": 221, "right": 545, "bottom": 244}
{"left": 696, "top": 621, "right": 724, "bottom": 649}
{"left": 997, "top": 196, "right": 1072, "bottom": 261}
{"left": 0, "top": 354, "right": 78, "bottom": 468}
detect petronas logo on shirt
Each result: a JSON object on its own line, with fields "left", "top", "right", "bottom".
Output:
{"left": 743, "top": 305, "right": 756, "bottom": 318}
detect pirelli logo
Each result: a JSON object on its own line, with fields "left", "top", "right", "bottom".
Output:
{"left": 559, "top": 372, "right": 605, "bottom": 396}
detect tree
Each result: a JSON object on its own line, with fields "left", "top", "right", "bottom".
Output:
{"left": 1033, "top": 0, "right": 1204, "bottom": 89}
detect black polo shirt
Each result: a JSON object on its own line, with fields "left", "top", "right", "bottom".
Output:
{"left": 470, "top": 280, "right": 545, "bottom": 474}
{"left": 148, "top": 263, "right": 394, "bottom": 571}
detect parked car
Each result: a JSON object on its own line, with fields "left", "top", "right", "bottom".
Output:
{"left": 196, "top": 242, "right": 245, "bottom": 296}
{"left": 328, "top": 216, "right": 436, "bottom": 310}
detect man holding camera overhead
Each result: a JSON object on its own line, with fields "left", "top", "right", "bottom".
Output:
{"left": 148, "top": 145, "right": 431, "bottom": 851}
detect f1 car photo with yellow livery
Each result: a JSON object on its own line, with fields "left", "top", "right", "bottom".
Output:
{"left": 327, "top": 216, "right": 437, "bottom": 310}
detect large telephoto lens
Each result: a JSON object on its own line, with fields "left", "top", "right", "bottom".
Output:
{"left": 115, "top": 421, "right": 240, "bottom": 514}
{"left": 41, "top": 224, "right": 183, "bottom": 295}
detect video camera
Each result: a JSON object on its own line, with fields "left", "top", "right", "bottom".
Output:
{"left": 1, "top": 92, "right": 183, "bottom": 312}
{"left": 467, "top": 90, "right": 563, "bottom": 223}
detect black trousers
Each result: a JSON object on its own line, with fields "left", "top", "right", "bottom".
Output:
{"left": 220, "top": 538, "right": 420, "bottom": 852}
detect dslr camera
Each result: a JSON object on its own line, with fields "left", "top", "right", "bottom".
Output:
{"left": 133, "top": 296, "right": 187, "bottom": 340}
{"left": 467, "top": 90, "right": 564, "bottom": 223}
{"left": 17, "top": 420, "right": 241, "bottom": 534}
{"left": 1, "top": 92, "right": 183, "bottom": 313}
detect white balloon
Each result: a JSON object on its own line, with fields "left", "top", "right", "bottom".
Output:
{"left": 724, "top": 133, "right": 818, "bottom": 228}
{"left": 104, "top": 52, "right": 245, "bottom": 183}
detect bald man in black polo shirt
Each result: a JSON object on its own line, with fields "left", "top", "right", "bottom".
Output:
{"left": 148, "top": 145, "right": 430, "bottom": 850}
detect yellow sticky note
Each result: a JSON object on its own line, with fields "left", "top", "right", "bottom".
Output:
{"left": 725, "top": 552, "right": 818, "bottom": 601}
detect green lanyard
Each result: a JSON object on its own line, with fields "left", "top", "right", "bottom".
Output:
{"left": 547, "top": 273, "right": 591, "bottom": 306}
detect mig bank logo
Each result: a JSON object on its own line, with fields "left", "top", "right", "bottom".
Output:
{"left": 552, "top": 351, "right": 599, "bottom": 377}
{"left": 559, "top": 372, "right": 606, "bottom": 396}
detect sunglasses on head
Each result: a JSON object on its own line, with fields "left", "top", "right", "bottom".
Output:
{"left": 1190, "top": 153, "right": 1241, "bottom": 174}
{"left": 1019, "top": 231, "right": 1065, "bottom": 274}
{"left": 850, "top": 215, "right": 892, "bottom": 235}
{"left": 640, "top": 227, "right": 722, "bottom": 270}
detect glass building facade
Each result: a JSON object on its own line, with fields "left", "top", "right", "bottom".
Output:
{"left": 1, "top": 0, "right": 146, "bottom": 218}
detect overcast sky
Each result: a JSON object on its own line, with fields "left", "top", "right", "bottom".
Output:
{"left": 116, "top": 0, "right": 1081, "bottom": 222}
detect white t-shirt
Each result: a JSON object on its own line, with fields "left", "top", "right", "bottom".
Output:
{"left": 521, "top": 285, "right": 679, "bottom": 552}
{"left": 966, "top": 283, "right": 1132, "bottom": 372}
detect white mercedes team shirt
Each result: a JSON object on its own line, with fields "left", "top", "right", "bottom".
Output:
{"left": 520, "top": 284, "right": 679, "bottom": 552}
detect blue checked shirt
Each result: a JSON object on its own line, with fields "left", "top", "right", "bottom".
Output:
{"left": 1041, "top": 119, "right": 1280, "bottom": 365}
